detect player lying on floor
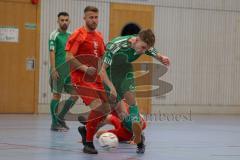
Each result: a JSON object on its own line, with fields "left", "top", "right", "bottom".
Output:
{"left": 78, "top": 100, "right": 147, "bottom": 154}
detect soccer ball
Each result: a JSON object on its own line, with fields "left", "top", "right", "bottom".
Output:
{"left": 98, "top": 132, "right": 119, "bottom": 150}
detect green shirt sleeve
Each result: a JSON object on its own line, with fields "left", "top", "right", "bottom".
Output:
{"left": 103, "top": 51, "right": 112, "bottom": 65}
{"left": 49, "top": 39, "right": 55, "bottom": 52}
{"left": 145, "top": 47, "right": 158, "bottom": 57}
{"left": 103, "top": 42, "right": 120, "bottom": 66}
{"left": 103, "top": 36, "right": 131, "bottom": 65}
{"left": 49, "top": 30, "right": 58, "bottom": 52}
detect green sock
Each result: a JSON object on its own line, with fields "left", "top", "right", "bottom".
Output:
{"left": 50, "top": 99, "right": 59, "bottom": 124}
{"left": 58, "top": 98, "right": 76, "bottom": 120}
{"left": 129, "top": 105, "right": 140, "bottom": 122}
{"left": 123, "top": 104, "right": 140, "bottom": 131}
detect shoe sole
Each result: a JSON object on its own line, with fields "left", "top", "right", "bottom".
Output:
{"left": 132, "top": 122, "right": 142, "bottom": 144}
{"left": 51, "top": 128, "right": 68, "bottom": 132}
{"left": 83, "top": 148, "right": 98, "bottom": 154}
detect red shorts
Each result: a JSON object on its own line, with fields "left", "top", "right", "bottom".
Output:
{"left": 107, "top": 114, "right": 147, "bottom": 141}
{"left": 107, "top": 114, "right": 133, "bottom": 141}
{"left": 72, "top": 76, "right": 108, "bottom": 106}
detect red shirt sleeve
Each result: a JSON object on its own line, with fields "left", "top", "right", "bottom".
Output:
{"left": 65, "top": 28, "right": 86, "bottom": 55}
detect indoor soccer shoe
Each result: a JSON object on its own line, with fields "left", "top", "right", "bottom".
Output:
{"left": 57, "top": 117, "right": 69, "bottom": 130}
{"left": 50, "top": 123, "right": 67, "bottom": 132}
{"left": 136, "top": 134, "right": 146, "bottom": 154}
{"left": 83, "top": 142, "right": 98, "bottom": 154}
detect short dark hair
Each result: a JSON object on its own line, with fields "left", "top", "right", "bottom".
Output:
{"left": 138, "top": 29, "right": 155, "bottom": 47}
{"left": 84, "top": 6, "right": 98, "bottom": 13}
{"left": 57, "top": 12, "right": 69, "bottom": 18}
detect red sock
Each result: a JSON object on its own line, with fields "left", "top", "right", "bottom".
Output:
{"left": 86, "top": 110, "right": 106, "bottom": 142}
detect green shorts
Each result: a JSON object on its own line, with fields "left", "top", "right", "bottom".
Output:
{"left": 49, "top": 65, "right": 75, "bottom": 94}
{"left": 50, "top": 76, "right": 75, "bottom": 94}
{"left": 106, "top": 63, "right": 136, "bottom": 101}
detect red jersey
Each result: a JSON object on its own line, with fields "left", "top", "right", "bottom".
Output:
{"left": 65, "top": 26, "right": 105, "bottom": 83}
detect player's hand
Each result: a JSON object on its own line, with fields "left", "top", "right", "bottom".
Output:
{"left": 160, "top": 55, "right": 170, "bottom": 66}
{"left": 85, "top": 66, "right": 97, "bottom": 76}
{"left": 51, "top": 69, "right": 60, "bottom": 80}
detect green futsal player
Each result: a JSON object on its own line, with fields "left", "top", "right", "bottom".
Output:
{"left": 100, "top": 29, "right": 170, "bottom": 147}
{"left": 49, "top": 12, "right": 78, "bottom": 131}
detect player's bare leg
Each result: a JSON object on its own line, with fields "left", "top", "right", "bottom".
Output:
{"left": 78, "top": 99, "right": 110, "bottom": 154}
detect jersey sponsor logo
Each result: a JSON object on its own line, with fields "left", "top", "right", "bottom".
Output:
{"left": 129, "top": 84, "right": 136, "bottom": 91}
{"left": 93, "top": 41, "right": 99, "bottom": 56}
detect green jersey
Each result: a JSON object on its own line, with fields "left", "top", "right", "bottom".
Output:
{"left": 103, "top": 35, "right": 158, "bottom": 66}
{"left": 49, "top": 29, "right": 71, "bottom": 67}
{"left": 103, "top": 35, "right": 160, "bottom": 131}
{"left": 49, "top": 29, "right": 72, "bottom": 94}
{"left": 103, "top": 35, "right": 159, "bottom": 99}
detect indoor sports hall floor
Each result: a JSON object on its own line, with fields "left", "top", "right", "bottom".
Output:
{"left": 0, "top": 114, "right": 239, "bottom": 160}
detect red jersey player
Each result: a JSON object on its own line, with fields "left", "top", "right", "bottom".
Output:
{"left": 65, "top": 6, "right": 112, "bottom": 154}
